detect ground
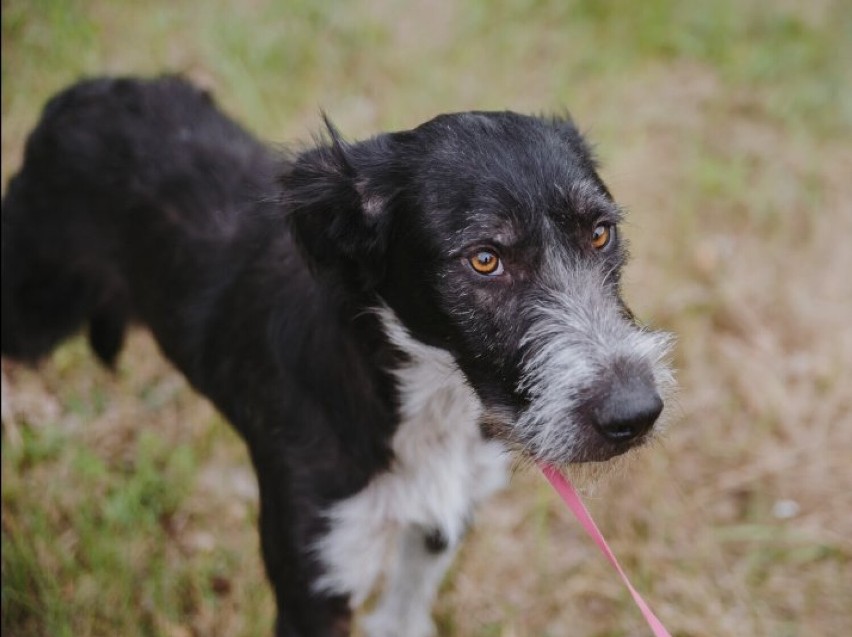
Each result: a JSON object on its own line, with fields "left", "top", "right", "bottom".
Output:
{"left": 2, "top": 1, "right": 851, "bottom": 636}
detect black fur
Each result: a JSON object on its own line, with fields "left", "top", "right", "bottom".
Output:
{"left": 2, "top": 77, "right": 399, "bottom": 634}
{"left": 2, "top": 76, "right": 664, "bottom": 635}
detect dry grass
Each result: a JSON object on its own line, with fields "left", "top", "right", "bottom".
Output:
{"left": 3, "top": 1, "right": 851, "bottom": 636}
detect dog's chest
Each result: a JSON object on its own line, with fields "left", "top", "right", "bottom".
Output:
{"left": 379, "top": 342, "right": 508, "bottom": 535}
{"left": 312, "top": 314, "right": 508, "bottom": 601}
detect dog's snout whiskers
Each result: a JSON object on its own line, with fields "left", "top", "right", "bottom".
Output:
{"left": 514, "top": 259, "right": 675, "bottom": 464}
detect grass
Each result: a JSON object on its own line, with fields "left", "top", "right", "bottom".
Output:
{"left": 3, "top": 0, "right": 852, "bottom": 635}
{"left": 2, "top": 335, "right": 274, "bottom": 637}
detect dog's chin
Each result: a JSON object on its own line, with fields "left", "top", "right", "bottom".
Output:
{"left": 543, "top": 435, "right": 653, "bottom": 492}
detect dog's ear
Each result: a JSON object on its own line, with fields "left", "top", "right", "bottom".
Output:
{"left": 282, "top": 116, "right": 400, "bottom": 289}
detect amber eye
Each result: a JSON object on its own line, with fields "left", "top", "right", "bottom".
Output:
{"left": 591, "top": 224, "right": 613, "bottom": 250}
{"left": 469, "top": 250, "right": 503, "bottom": 275}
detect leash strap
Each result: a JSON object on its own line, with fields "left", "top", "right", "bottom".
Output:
{"left": 539, "top": 463, "right": 672, "bottom": 637}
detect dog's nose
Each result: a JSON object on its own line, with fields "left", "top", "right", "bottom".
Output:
{"left": 593, "top": 378, "right": 663, "bottom": 443}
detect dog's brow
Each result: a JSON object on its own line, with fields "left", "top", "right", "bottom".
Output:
{"left": 555, "top": 180, "right": 613, "bottom": 217}
{"left": 447, "top": 217, "right": 520, "bottom": 256}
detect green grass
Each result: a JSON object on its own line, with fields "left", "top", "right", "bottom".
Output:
{"left": 3, "top": 0, "right": 852, "bottom": 635}
{"left": 2, "top": 335, "right": 274, "bottom": 637}
{"left": 4, "top": 424, "right": 198, "bottom": 636}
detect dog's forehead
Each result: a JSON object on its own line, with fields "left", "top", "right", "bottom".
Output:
{"left": 409, "top": 112, "right": 616, "bottom": 244}
{"left": 415, "top": 111, "right": 583, "bottom": 167}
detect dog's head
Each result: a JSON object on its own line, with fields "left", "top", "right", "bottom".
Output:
{"left": 284, "top": 112, "right": 674, "bottom": 464}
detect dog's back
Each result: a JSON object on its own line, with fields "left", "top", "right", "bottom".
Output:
{"left": 1, "top": 76, "right": 276, "bottom": 368}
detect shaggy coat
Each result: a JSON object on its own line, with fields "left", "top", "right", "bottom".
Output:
{"left": 2, "top": 76, "right": 672, "bottom": 636}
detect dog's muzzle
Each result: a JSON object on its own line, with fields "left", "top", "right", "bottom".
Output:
{"left": 513, "top": 264, "right": 675, "bottom": 464}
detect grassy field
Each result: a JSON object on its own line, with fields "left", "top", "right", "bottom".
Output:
{"left": 2, "top": 1, "right": 851, "bottom": 635}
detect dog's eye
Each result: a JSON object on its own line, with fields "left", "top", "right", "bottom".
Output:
{"left": 591, "top": 223, "right": 614, "bottom": 250}
{"left": 469, "top": 250, "right": 503, "bottom": 276}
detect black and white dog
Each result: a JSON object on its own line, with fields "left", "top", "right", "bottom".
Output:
{"left": 1, "top": 76, "right": 673, "bottom": 636}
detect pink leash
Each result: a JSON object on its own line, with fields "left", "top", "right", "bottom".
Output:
{"left": 539, "top": 463, "right": 671, "bottom": 637}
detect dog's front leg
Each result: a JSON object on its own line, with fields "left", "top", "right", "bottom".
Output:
{"left": 361, "top": 524, "right": 458, "bottom": 637}
{"left": 253, "top": 457, "right": 353, "bottom": 637}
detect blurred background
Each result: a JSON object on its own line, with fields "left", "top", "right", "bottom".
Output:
{"left": 2, "top": 1, "right": 851, "bottom": 635}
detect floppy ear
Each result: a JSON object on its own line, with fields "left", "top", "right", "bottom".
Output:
{"left": 282, "top": 117, "right": 398, "bottom": 289}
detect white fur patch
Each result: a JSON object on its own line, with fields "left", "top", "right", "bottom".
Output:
{"left": 312, "top": 308, "right": 508, "bottom": 610}
{"left": 361, "top": 525, "right": 457, "bottom": 637}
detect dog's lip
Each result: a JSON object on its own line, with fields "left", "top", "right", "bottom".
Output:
{"left": 592, "top": 429, "right": 653, "bottom": 459}
{"left": 500, "top": 433, "right": 649, "bottom": 464}
{"left": 551, "top": 432, "right": 649, "bottom": 464}
{"left": 577, "top": 440, "right": 636, "bottom": 463}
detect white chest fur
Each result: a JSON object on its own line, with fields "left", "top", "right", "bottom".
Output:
{"left": 312, "top": 309, "right": 508, "bottom": 605}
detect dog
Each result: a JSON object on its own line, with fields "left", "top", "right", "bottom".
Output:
{"left": 1, "top": 76, "right": 673, "bottom": 636}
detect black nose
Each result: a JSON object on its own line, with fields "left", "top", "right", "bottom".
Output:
{"left": 593, "top": 378, "right": 663, "bottom": 443}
